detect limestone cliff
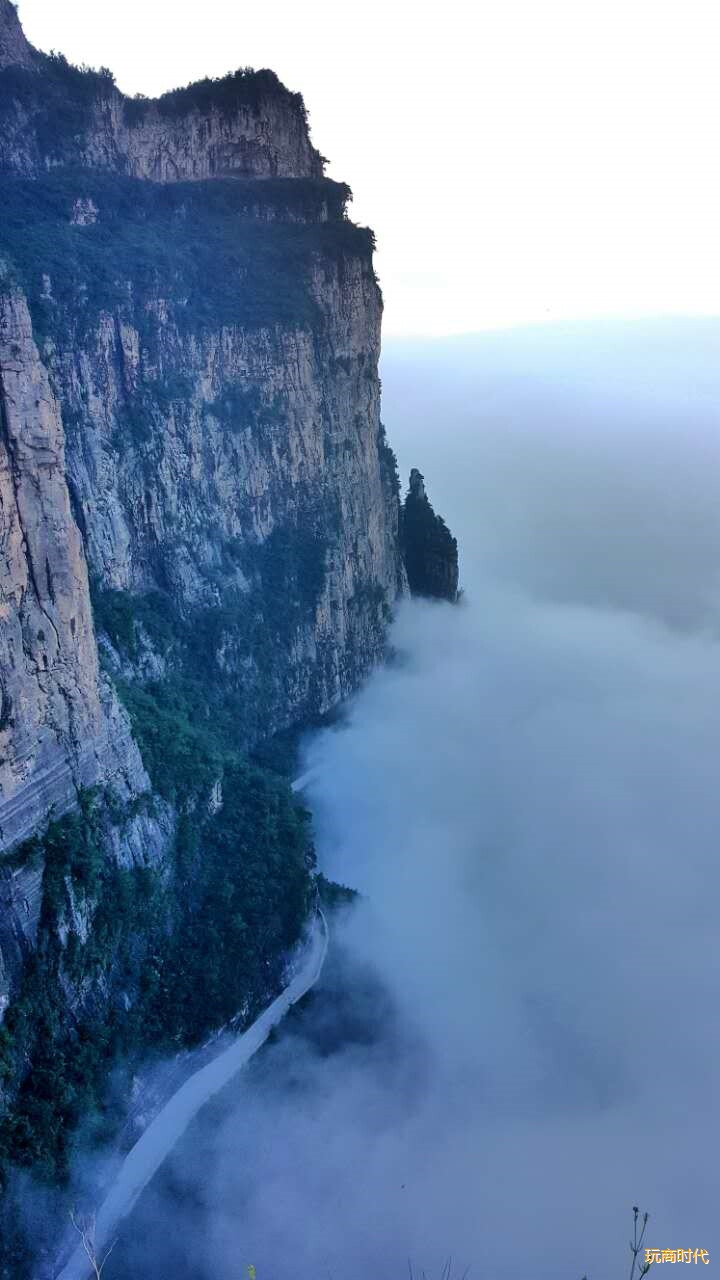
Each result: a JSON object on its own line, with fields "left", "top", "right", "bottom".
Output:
{"left": 0, "top": 293, "right": 149, "bottom": 852}
{"left": 0, "top": 4, "right": 404, "bottom": 854}
{"left": 0, "top": 2, "right": 406, "bottom": 1226}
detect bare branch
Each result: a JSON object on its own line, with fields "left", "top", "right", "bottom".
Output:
{"left": 629, "top": 1206, "right": 653, "bottom": 1280}
{"left": 69, "top": 1208, "right": 118, "bottom": 1280}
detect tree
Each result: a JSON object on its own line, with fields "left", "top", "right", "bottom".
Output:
{"left": 579, "top": 1205, "right": 654, "bottom": 1280}
{"left": 69, "top": 1209, "right": 117, "bottom": 1280}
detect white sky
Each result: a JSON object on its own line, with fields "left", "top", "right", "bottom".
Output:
{"left": 16, "top": 0, "right": 720, "bottom": 336}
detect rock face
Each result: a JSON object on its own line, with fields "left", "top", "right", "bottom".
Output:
{"left": 0, "top": 289, "right": 160, "bottom": 1018}
{"left": 90, "top": 89, "right": 323, "bottom": 183}
{"left": 402, "top": 468, "right": 459, "bottom": 601}
{"left": 39, "top": 250, "right": 401, "bottom": 733}
{"left": 0, "top": 1, "right": 35, "bottom": 71}
{"left": 0, "top": 291, "right": 149, "bottom": 853}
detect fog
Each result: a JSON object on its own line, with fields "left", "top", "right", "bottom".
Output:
{"left": 108, "top": 319, "right": 720, "bottom": 1278}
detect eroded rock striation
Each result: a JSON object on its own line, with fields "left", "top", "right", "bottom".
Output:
{"left": 0, "top": 293, "right": 149, "bottom": 852}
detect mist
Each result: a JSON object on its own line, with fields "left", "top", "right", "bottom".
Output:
{"left": 107, "top": 319, "right": 720, "bottom": 1279}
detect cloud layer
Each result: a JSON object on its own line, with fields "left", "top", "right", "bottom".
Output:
{"left": 108, "top": 319, "right": 720, "bottom": 1279}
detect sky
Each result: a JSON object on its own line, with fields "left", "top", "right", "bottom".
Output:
{"left": 15, "top": 0, "right": 720, "bottom": 334}
{"left": 98, "top": 319, "right": 720, "bottom": 1279}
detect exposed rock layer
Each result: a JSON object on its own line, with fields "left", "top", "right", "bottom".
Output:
{"left": 0, "top": 291, "right": 148, "bottom": 853}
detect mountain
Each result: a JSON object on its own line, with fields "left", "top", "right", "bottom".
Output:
{"left": 0, "top": 1, "right": 423, "bottom": 1265}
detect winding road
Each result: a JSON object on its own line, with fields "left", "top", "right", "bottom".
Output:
{"left": 56, "top": 908, "right": 328, "bottom": 1280}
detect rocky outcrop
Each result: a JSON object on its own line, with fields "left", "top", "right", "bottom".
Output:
{"left": 402, "top": 468, "right": 459, "bottom": 601}
{"left": 0, "top": 291, "right": 149, "bottom": 853}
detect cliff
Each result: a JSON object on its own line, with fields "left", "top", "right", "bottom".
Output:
{"left": 0, "top": 3, "right": 406, "bottom": 1252}
{"left": 1, "top": 172, "right": 403, "bottom": 759}
{"left": 402, "top": 468, "right": 459, "bottom": 601}
{"left": 0, "top": 292, "right": 149, "bottom": 852}
{"left": 0, "top": 0, "right": 322, "bottom": 181}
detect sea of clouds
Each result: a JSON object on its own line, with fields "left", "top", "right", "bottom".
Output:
{"left": 107, "top": 318, "right": 720, "bottom": 1280}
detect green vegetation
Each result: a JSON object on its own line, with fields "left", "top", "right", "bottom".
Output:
{"left": 378, "top": 422, "right": 401, "bottom": 498}
{"left": 90, "top": 513, "right": 330, "bottom": 765}
{"left": 259, "top": 522, "right": 329, "bottom": 632}
{"left": 124, "top": 67, "right": 308, "bottom": 127}
{"left": 0, "top": 169, "right": 369, "bottom": 341}
{"left": 0, "top": 552, "right": 327, "bottom": 1225}
{"left": 0, "top": 768, "right": 314, "bottom": 1280}
{"left": 143, "top": 762, "right": 315, "bottom": 1046}
{"left": 316, "top": 873, "right": 359, "bottom": 909}
{"left": 0, "top": 53, "right": 114, "bottom": 161}
{"left": 89, "top": 584, "right": 137, "bottom": 654}
{"left": 118, "top": 678, "right": 225, "bottom": 805}
{"left": 206, "top": 383, "right": 286, "bottom": 436}
{"left": 90, "top": 585, "right": 178, "bottom": 663}
{"left": 0, "top": 765, "right": 314, "bottom": 1185}
{"left": 0, "top": 796, "right": 158, "bottom": 1184}
{"left": 0, "top": 50, "right": 307, "bottom": 160}
{"left": 402, "top": 470, "right": 459, "bottom": 601}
